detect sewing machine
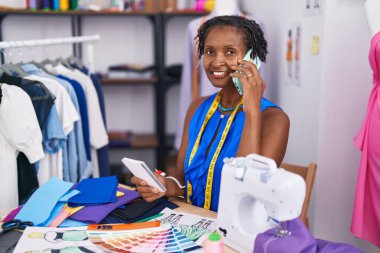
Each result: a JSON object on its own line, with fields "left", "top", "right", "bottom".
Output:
{"left": 217, "top": 154, "right": 306, "bottom": 253}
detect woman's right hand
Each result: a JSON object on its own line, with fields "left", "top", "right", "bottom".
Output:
{"left": 131, "top": 175, "right": 166, "bottom": 202}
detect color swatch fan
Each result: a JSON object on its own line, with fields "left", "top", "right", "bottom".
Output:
{"left": 87, "top": 225, "right": 202, "bottom": 252}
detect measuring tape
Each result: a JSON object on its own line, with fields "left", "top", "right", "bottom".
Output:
{"left": 187, "top": 91, "right": 243, "bottom": 209}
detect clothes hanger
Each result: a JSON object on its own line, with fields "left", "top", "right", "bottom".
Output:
{"left": 65, "top": 42, "right": 84, "bottom": 69}
{"left": 25, "top": 45, "right": 52, "bottom": 74}
{"left": 13, "top": 45, "right": 31, "bottom": 77}
{"left": 66, "top": 54, "right": 84, "bottom": 70}
{"left": 0, "top": 49, "right": 6, "bottom": 76}
{"left": 0, "top": 49, "right": 13, "bottom": 76}
{"left": 40, "top": 46, "right": 55, "bottom": 66}
{"left": 1, "top": 46, "right": 28, "bottom": 77}
{"left": 53, "top": 44, "right": 74, "bottom": 70}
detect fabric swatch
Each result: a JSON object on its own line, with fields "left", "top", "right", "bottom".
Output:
{"left": 2, "top": 206, "right": 23, "bottom": 223}
{"left": 40, "top": 189, "right": 79, "bottom": 227}
{"left": 68, "top": 176, "right": 118, "bottom": 207}
{"left": 59, "top": 218, "right": 88, "bottom": 228}
{"left": 15, "top": 177, "right": 73, "bottom": 225}
{"left": 101, "top": 198, "right": 178, "bottom": 224}
{"left": 70, "top": 187, "right": 140, "bottom": 223}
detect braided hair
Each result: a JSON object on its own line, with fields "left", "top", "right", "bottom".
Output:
{"left": 195, "top": 15, "right": 268, "bottom": 62}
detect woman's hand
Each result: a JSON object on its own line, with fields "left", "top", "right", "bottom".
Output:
{"left": 230, "top": 58, "right": 266, "bottom": 114}
{"left": 131, "top": 175, "right": 166, "bottom": 202}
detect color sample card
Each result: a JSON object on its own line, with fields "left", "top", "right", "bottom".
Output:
{"left": 87, "top": 224, "right": 202, "bottom": 252}
{"left": 156, "top": 208, "right": 218, "bottom": 245}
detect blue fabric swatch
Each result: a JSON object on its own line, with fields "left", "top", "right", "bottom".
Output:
{"left": 39, "top": 189, "right": 79, "bottom": 227}
{"left": 15, "top": 177, "right": 73, "bottom": 225}
{"left": 68, "top": 176, "right": 118, "bottom": 206}
{"left": 59, "top": 218, "right": 89, "bottom": 228}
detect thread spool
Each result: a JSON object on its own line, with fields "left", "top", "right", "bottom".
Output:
{"left": 60, "top": 0, "right": 69, "bottom": 11}
{"left": 41, "top": 0, "right": 50, "bottom": 10}
{"left": 51, "top": 0, "right": 59, "bottom": 10}
{"left": 204, "top": 232, "right": 224, "bottom": 253}
{"left": 28, "top": 0, "right": 38, "bottom": 10}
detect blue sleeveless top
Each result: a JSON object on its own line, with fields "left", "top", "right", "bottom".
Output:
{"left": 184, "top": 93, "right": 280, "bottom": 211}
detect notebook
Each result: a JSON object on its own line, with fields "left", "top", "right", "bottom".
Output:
{"left": 121, "top": 157, "right": 166, "bottom": 192}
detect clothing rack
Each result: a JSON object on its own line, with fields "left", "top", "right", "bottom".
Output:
{"left": 0, "top": 34, "right": 100, "bottom": 71}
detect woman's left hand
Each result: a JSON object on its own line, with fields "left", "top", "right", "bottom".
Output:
{"left": 230, "top": 58, "right": 266, "bottom": 114}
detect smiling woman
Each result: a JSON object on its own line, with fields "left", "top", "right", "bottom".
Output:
{"left": 132, "top": 15, "right": 290, "bottom": 212}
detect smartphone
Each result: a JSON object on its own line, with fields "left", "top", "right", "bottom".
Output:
{"left": 232, "top": 49, "right": 261, "bottom": 95}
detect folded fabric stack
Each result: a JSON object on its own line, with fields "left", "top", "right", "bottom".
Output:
{"left": 3, "top": 176, "right": 139, "bottom": 228}
{"left": 107, "top": 64, "right": 156, "bottom": 79}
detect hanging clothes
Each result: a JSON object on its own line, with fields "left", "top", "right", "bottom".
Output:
{"left": 55, "top": 73, "right": 91, "bottom": 162}
{"left": 80, "top": 66, "right": 110, "bottom": 177}
{"left": 21, "top": 63, "right": 92, "bottom": 183}
{"left": 174, "top": 13, "right": 266, "bottom": 149}
{"left": 0, "top": 83, "right": 44, "bottom": 218}
{"left": 53, "top": 64, "right": 109, "bottom": 177}
{"left": 351, "top": 30, "right": 380, "bottom": 247}
{"left": 22, "top": 74, "right": 80, "bottom": 184}
{"left": 0, "top": 73, "right": 55, "bottom": 204}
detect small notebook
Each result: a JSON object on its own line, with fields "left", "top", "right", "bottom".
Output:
{"left": 122, "top": 157, "right": 166, "bottom": 192}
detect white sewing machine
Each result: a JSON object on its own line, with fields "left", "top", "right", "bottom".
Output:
{"left": 217, "top": 154, "right": 306, "bottom": 253}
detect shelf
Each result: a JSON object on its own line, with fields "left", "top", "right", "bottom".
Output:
{"left": 109, "top": 133, "right": 158, "bottom": 149}
{"left": 0, "top": 8, "right": 208, "bottom": 17}
{"left": 0, "top": 7, "right": 207, "bottom": 169}
{"left": 0, "top": 9, "right": 156, "bottom": 16}
{"left": 101, "top": 77, "right": 158, "bottom": 85}
{"left": 162, "top": 10, "right": 209, "bottom": 16}
{"left": 108, "top": 132, "right": 175, "bottom": 149}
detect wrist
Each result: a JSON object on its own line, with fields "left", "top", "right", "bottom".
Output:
{"left": 164, "top": 177, "right": 185, "bottom": 197}
{"left": 244, "top": 107, "right": 261, "bottom": 118}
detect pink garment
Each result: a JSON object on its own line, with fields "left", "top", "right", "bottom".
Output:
{"left": 49, "top": 207, "right": 70, "bottom": 228}
{"left": 351, "top": 30, "right": 380, "bottom": 248}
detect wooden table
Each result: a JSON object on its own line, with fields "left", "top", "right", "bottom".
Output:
{"left": 2, "top": 186, "right": 238, "bottom": 252}
{"left": 170, "top": 197, "right": 237, "bottom": 253}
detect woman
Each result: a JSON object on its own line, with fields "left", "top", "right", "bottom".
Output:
{"left": 132, "top": 16, "right": 290, "bottom": 212}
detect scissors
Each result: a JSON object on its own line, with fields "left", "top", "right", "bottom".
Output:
{"left": 0, "top": 219, "right": 33, "bottom": 235}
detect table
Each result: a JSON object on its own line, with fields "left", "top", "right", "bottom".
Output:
{"left": 170, "top": 197, "right": 237, "bottom": 253}
{"left": 0, "top": 192, "right": 238, "bottom": 252}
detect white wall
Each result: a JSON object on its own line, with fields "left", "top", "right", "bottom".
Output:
{"left": 242, "top": 0, "right": 323, "bottom": 167}
{"left": 242, "top": 0, "right": 378, "bottom": 252}
{"left": 315, "top": 0, "right": 377, "bottom": 252}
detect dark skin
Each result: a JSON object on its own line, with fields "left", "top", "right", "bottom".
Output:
{"left": 132, "top": 26, "right": 290, "bottom": 202}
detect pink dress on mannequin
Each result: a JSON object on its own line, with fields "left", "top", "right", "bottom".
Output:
{"left": 351, "top": 30, "right": 380, "bottom": 248}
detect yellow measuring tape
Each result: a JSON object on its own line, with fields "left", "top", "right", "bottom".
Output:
{"left": 187, "top": 91, "right": 243, "bottom": 209}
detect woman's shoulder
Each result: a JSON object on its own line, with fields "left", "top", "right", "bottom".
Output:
{"left": 260, "top": 98, "right": 289, "bottom": 127}
{"left": 261, "top": 97, "right": 280, "bottom": 111}
{"left": 187, "top": 93, "right": 217, "bottom": 117}
{"left": 262, "top": 106, "right": 290, "bottom": 130}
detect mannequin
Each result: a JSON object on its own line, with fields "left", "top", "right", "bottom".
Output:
{"left": 211, "top": 0, "right": 240, "bottom": 16}
{"left": 350, "top": 0, "right": 380, "bottom": 247}
{"left": 364, "top": 0, "right": 380, "bottom": 36}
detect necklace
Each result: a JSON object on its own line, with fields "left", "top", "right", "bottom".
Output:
{"left": 218, "top": 102, "right": 243, "bottom": 112}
